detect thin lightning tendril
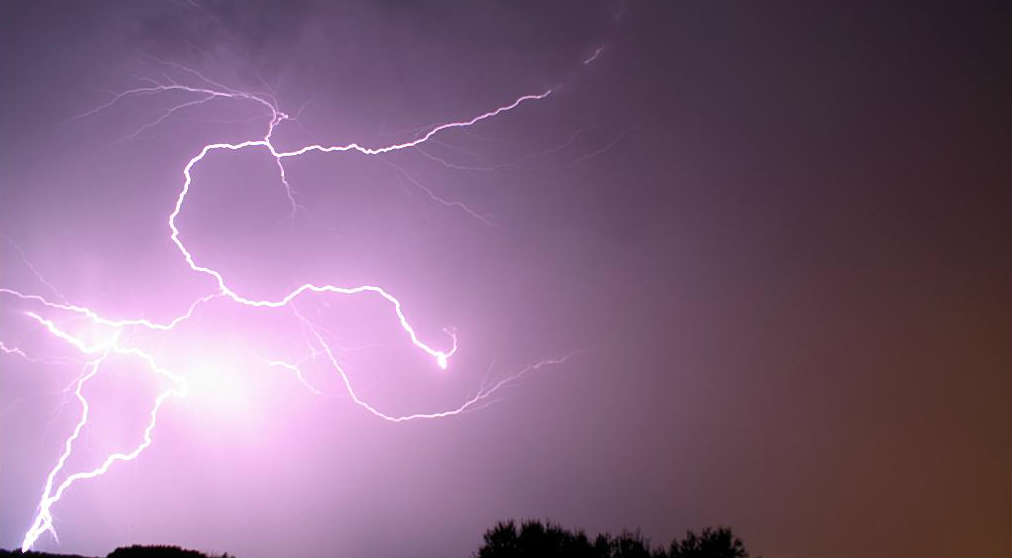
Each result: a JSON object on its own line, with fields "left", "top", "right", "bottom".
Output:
{"left": 3, "top": 67, "right": 568, "bottom": 552}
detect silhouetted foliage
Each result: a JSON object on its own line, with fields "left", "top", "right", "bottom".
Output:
{"left": 477, "top": 519, "right": 747, "bottom": 558}
{"left": 479, "top": 520, "right": 598, "bottom": 558}
{"left": 609, "top": 530, "right": 653, "bottom": 558}
{"left": 669, "top": 528, "right": 746, "bottom": 558}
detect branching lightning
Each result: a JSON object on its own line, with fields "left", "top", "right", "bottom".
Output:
{"left": 2, "top": 65, "right": 574, "bottom": 552}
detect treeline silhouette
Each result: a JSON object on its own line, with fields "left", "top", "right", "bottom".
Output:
{"left": 477, "top": 519, "right": 747, "bottom": 558}
{"left": 3, "top": 520, "right": 746, "bottom": 558}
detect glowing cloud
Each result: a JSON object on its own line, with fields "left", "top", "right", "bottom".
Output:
{"left": 2, "top": 66, "right": 569, "bottom": 552}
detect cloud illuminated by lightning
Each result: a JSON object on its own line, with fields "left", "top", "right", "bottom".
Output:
{"left": 2, "top": 65, "right": 571, "bottom": 552}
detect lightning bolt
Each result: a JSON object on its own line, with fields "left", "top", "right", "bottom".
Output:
{"left": 4, "top": 64, "right": 572, "bottom": 552}
{"left": 583, "top": 46, "right": 605, "bottom": 65}
{"left": 2, "top": 235, "right": 69, "bottom": 303}
{"left": 17, "top": 314, "right": 188, "bottom": 551}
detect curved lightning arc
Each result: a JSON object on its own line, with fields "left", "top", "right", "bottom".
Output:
{"left": 2, "top": 66, "right": 572, "bottom": 552}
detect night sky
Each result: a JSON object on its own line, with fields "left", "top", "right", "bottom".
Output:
{"left": 1, "top": 2, "right": 1009, "bottom": 556}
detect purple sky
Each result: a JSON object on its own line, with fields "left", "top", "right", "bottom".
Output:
{"left": 1, "top": 2, "right": 1009, "bottom": 556}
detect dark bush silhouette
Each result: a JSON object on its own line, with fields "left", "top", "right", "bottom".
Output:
{"left": 477, "top": 519, "right": 747, "bottom": 558}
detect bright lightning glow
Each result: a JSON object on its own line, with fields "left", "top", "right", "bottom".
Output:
{"left": 3, "top": 65, "right": 571, "bottom": 552}
{"left": 15, "top": 316, "right": 188, "bottom": 552}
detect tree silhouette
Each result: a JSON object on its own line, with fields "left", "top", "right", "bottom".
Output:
{"left": 476, "top": 519, "right": 748, "bottom": 558}
{"left": 478, "top": 520, "right": 598, "bottom": 557}
{"left": 670, "top": 528, "right": 747, "bottom": 558}
{"left": 609, "top": 530, "right": 654, "bottom": 558}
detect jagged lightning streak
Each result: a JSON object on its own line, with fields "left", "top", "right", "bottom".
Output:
{"left": 18, "top": 314, "right": 188, "bottom": 551}
{"left": 1, "top": 288, "right": 218, "bottom": 332}
{"left": 283, "top": 307, "right": 577, "bottom": 421}
{"left": 27, "top": 355, "right": 110, "bottom": 547}
{"left": 6, "top": 67, "right": 568, "bottom": 552}
{"left": 311, "top": 329, "right": 574, "bottom": 423}
{"left": 0, "top": 340, "right": 79, "bottom": 367}
{"left": 163, "top": 81, "right": 550, "bottom": 369}
{"left": 2, "top": 235, "right": 69, "bottom": 304}
{"left": 382, "top": 159, "right": 497, "bottom": 226}
{"left": 415, "top": 127, "right": 590, "bottom": 172}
